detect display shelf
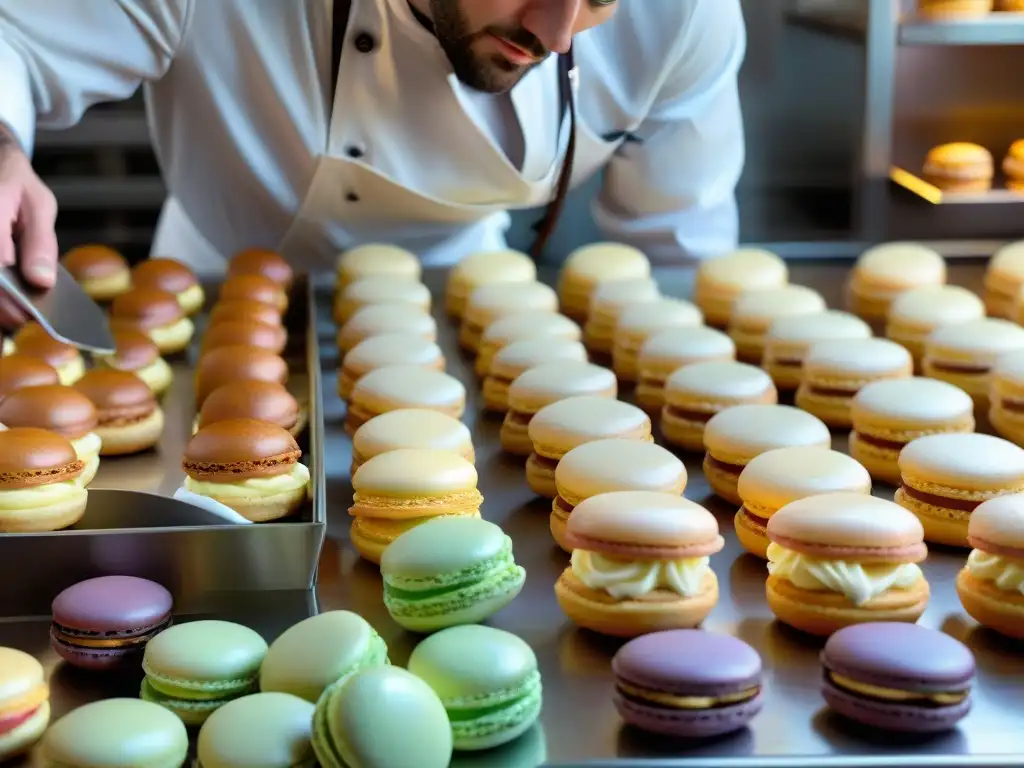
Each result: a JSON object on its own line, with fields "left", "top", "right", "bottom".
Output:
{"left": 899, "top": 14, "right": 1024, "bottom": 46}
{"left": 785, "top": 7, "right": 868, "bottom": 42}
{"left": 889, "top": 165, "right": 1024, "bottom": 204}
{"left": 35, "top": 112, "right": 151, "bottom": 149}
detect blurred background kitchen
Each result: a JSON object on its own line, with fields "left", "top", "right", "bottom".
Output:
{"left": 33, "top": 0, "right": 1024, "bottom": 263}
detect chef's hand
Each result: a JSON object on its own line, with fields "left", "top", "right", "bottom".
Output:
{"left": 0, "top": 124, "right": 57, "bottom": 327}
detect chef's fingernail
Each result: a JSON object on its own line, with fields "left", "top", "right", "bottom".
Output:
{"left": 27, "top": 264, "right": 53, "bottom": 280}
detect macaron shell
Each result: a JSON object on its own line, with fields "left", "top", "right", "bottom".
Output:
{"left": 696, "top": 248, "right": 787, "bottom": 292}
{"left": 143, "top": 620, "right": 267, "bottom": 684}
{"left": 528, "top": 397, "right": 651, "bottom": 455}
{"left": 555, "top": 439, "right": 686, "bottom": 505}
{"left": 51, "top": 575, "right": 172, "bottom": 632}
{"left": 853, "top": 243, "right": 946, "bottom": 288}
{"left": 351, "top": 366, "right": 466, "bottom": 411}
{"left": 898, "top": 433, "right": 1024, "bottom": 492}
{"left": 703, "top": 405, "right": 831, "bottom": 465}
{"left": 967, "top": 493, "right": 1024, "bottom": 555}
{"left": 887, "top": 285, "right": 985, "bottom": 329}
{"left": 822, "top": 681, "right": 969, "bottom": 733}
{"left": 353, "top": 448, "right": 478, "bottom": 496}
{"left": 729, "top": 285, "right": 827, "bottom": 327}
{"left": 0, "top": 647, "right": 45, "bottom": 705}
{"left": 664, "top": 361, "right": 776, "bottom": 405}
{"left": 352, "top": 409, "right": 472, "bottom": 461}
{"left": 615, "top": 299, "right": 704, "bottom": 337}
{"left": 381, "top": 516, "right": 508, "bottom": 577}
{"left": 196, "top": 692, "right": 315, "bottom": 768}
{"left": 851, "top": 377, "right": 974, "bottom": 429}
{"left": 737, "top": 448, "right": 872, "bottom": 517}
{"left": 803, "top": 339, "right": 914, "bottom": 380}
{"left": 507, "top": 362, "right": 618, "bottom": 412}
{"left": 926, "top": 318, "right": 1024, "bottom": 365}
{"left": 561, "top": 242, "right": 650, "bottom": 282}
{"left": 614, "top": 688, "right": 764, "bottom": 739}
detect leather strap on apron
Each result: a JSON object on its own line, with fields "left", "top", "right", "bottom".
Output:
{"left": 330, "top": 0, "right": 576, "bottom": 260}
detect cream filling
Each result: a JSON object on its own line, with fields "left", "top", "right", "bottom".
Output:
{"left": 185, "top": 462, "right": 309, "bottom": 499}
{"left": 176, "top": 283, "right": 204, "bottom": 310}
{"left": 966, "top": 550, "right": 1024, "bottom": 595}
{"left": 71, "top": 432, "right": 102, "bottom": 462}
{"left": 134, "top": 357, "right": 173, "bottom": 391}
{"left": 570, "top": 550, "right": 710, "bottom": 599}
{"left": 1, "top": 338, "right": 13, "bottom": 355}
{"left": 0, "top": 480, "right": 84, "bottom": 509}
{"left": 57, "top": 356, "right": 86, "bottom": 385}
{"left": 766, "top": 543, "right": 922, "bottom": 606}
{"left": 149, "top": 317, "right": 194, "bottom": 346}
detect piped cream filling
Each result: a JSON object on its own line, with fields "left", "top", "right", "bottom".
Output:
{"left": 828, "top": 673, "right": 968, "bottom": 705}
{"left": 176, "top": 283, "right": 204, "bottom": 310}
{"left": 71, "top": 432, "right": 102, "bottom": 462}
{"left": 0, "top": 480, "right": 84, "bottom": 509}
{"left": 185, "top": 462, "right": 309, "bottom": 499}
{"left": 966, "top": 550, "right": 1024, "bottom": 594}
{"left": 570, "top": 550, "right": 710, "bottom": 599}
{"left": 149, "top": 317, "right": 195, "bottom": 347}
{"left": 57, "top": 356, "right": 86, "bottom": 385}
{"left": 766, "top": 543, "right": 921, "bottom": 606}
{"left": 1, "top": 338, "right": 13, "bottom": 356}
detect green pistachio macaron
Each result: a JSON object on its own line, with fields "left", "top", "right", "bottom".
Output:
{"left": 380, "top": 516, "right": 526, "bottom": 633}
{"left": 140, "top": 620, "right": 268, "bottom": 726}
{"left": 41, "top": 698, "right": 188, "bottom": 768}
{"left": 312, "top": 666, "right": 452, "bottom": 768}
{"left": 196, "top": 692, "right": 316, "bottom": 768}
{"left": 260, "top": 611, "right": 389, "bottom": 703}
{"left": 407, "top": 625, "right": 543, "bottom": 751}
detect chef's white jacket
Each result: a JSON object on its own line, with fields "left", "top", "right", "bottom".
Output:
{"left": 0, "top": 0, "right": 746, "bottom": 274}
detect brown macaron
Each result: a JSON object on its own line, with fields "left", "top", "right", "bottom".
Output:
{"left": 0, "top": 355, "right": 60, "bottom": 398}
{"left": 96, "top": 329, "right": 173, "bottom": 397}
{"left": 0, "top": 427, "right": 88, "bottom": 532}
{"left": 197, "top": 380, "right": 302, "bottom": 436}
{"left": 131, "top": 258, "right": 204, "bottom": 316}
{"left": 208, "top": 300, "right": 284, "bottom": 328}
{"left": 219, "top": 274, "right": 288, "bottom": 313}
{"left": 194, "top": 346, "right": 289, "bottom": 407}
{"left": 200, "top": 320, "right": 287, "bottom": 356}
{"left": 110, "top": 287, "right": 194, "bottom": 354}
{"left": 73, "top": 370, "right": 164, "bottom": 455}
{"left": 227, "top": 248, "right": 294, "bottom": 290}
{"left": 61, "top": 244, "right": 131, "bottom": 301}
{"left": 8, "top": 324, "right": 86, "bottom": 385}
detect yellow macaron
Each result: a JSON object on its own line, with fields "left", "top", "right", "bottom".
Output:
{"left": 459, "top": 282, "right": 559, "bottom": 353}
{"left": 922, "top": 141, "right": 994, "bottom": 192}
{"left": 481, "top": 338, "right": 588, "bottom": 413}
{"left": 885, "top": 285, "right": 985, "bottom": 366}
{"left": 922, "top": 318, "right": 1024, "bottom": 407}
{"left": 694, "top": 248, "right": 788, "bottom": 328}
{"left": 335, "top": 244, "right": 421, "bottom": 289}
{"left": 611, "top": 299, "right": 704, "bottom": 382}
{"left": 350, "top": 409, "right": 474, "bottom": 475}
{"left": 983, "top": 240, "right": 1024, "bottom": 318}
{"left": 845, "top": 243, "right": 946, "bottom": 324}
{"left": 338, "top": 334, "right": 445, "bottom": 402}
{"left": 346, "top": 366, "right": 466, "bottom": 435}
{"left": 444, "top": 249, "right": 536, "bottom": 318}
{"left": 727, "top": 286, "right": 826, "bottom": 364}
{"left": 557, "top": 242, "right": 651, "bottom": 323}
{"left": 583, "top": 278, "right": 661, "bottom": 358}
{"left": 336, "top": 304, "right": 437, "bottom": 355}
{"left": 761, "top": 310, "right": 872, "bottom": 392}
{"left": 333, "top": 276, "right": 431, "bottom": 326}
{"left": 635, "top": 326, "right": 736, "bottom": 415}
{"left": 990, "top": 350, "right": 1024, "bottom": 446}
{"left": 475, "top": 312, "right": 581, "bottom": 378}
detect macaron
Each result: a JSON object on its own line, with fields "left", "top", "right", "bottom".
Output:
{"left": 845, "top": 242, "right": 946, "bottom": 323}
{"left": 983, "top": 240, "right": 1024, "bottom": 318}
{"left": 766, "top": 493, "right": 930, "bottom": 636}
{"left": 694, "top": 248, "right": 789, "bottom": 327}
{"left": 557, "top": 242, "right": 651, "bottom": 323}
{"left": 552, "top": 439, "right": 686, "bottom": 552}
{"left": 311, "top": 666, "right": 452, "bottom": 768}
{"left": 336, "top": 303, "right": 437, "bottom": 354}
{"left": 702, "top": 404, "right": 831, "bottom": 505}
{"left": 555, "top": 491, "right": 723, "bottom": 636}
{"left": 260, "top": 611, "right": 389, "bottom": 703}
{"left": 1004, "top": 137, "right": 1024, "bottom": 189}
{"left": 7, "top": 322, "right": 86, "bottom": 384}
{"left": 74, "top": 369, "right": 165, "bottom": 455}
{"left": 194, "top": 345, "right": 289, "bottom": 407}
{"left": 0, "top": 354, "right": 59, "bottom": 397}
{"left": 61, "top": 244, "right": 131, "bottom": 301}
{"left": 346, "top": 365, "right": 466, "bottom": 435}
{"left": 482, "top": 337, "right": 589, "bottom": 413}
{"left": 50, "top": 575, "right": 173, "bottom": 670}
{"left": 351, "top": 409, "right": 474, "bottom": 475}
{"left": 611, "top": 298, "right": 704, "bottom": 382}
{"left": 918, "top": 0, "right": 994, "bottom": 17}
{"left": 196, "top": 380, "right": 305, "bottom": 437}
{"left": 475, "top": 311, "right": 582, "bottom": 377}
{"left": 895, "top": 432, "right": 1024, "bottom": 547}
{"left": 459, "top": 281, "right": 559, "bottom": 352}
{"left": 821, "top": 623, "right": 974, "bottom": 732}
{"left": 0, "top": 647, "right": 49, "bottom": 762}
{"left": 333, "top": 276, "right": 431, "bottom": 326}
{"left": 335, "top": 243, "right": 422, "bottom": 288}
{"left": 338, "top": 334, "right": 445, "bottom": 401}
{"left": 923, "top": 318, "right": 1024, "bottom": 406}
{"left": 208, "top": 299, "right": 284, "bottom": 328}
{"left": 349, "top": 448, "right": 483, "bottom": 564}
{"left": 761, "top": 310, "right": 872, "bottom": 391}
{"left": 381, "top": 516, "right": 526, "bottom": 632}
{"left": 500, "top": 361, "right": 617, "bottom": 456}
{"left": 131, "top": 257, "right": 205, "bottom": 315}
{"left": 727, "top": 285, "right": 827, "bottom": 364}
{"left": 635, "top": 326, "right": 736, "bottom": 415}
{"left": 990, "top": 349, "right": 1024, "bottom": 445}
{"left": 110, "top": 287, "right": 195, "bottom": 355}
{"left": 141, "top": 619, "right": 268, "bottom": 725}
{"left": 660, "top": 361, "right": 778, "bottom": 452}
{"left": 408, "top": 625, "right": 542, "bottom": 750}
{"left": 445, "top": 249, "right": 537, "bottom": 318}
{"left": 612, "top": 630, "right": 764, "bottom": 738}
{"left": 583, "top": 277, "right": 661, "bottom": 357}
{"left": 795, "top": 338, "right": 914, "bottom": 429}
{"left": 200, "top": 319, "right": 288, "bottom": 357}
{"left": 196, "top": 692, "right": 315, "bottom": 768}
{"left": 0, "top": 427, "right": 88, "bottom": 532}
{"left": 735, "top": 447, "right": 872, "bottom": 559}
{"left": 41, "top": 699, "right": 187, "bottom": 768}
{"left": 0, "top": 384, "right": 102, "bottom": 485}
{"left": 226, "top": 247, "right": 294, "bottom": 290}
{"left": 885, "top": 285, "right": 986, "bottom": 365}
{"left": 183, "top": 419, "right": 309, "bottom": 522}
{"left": 93, "top": 329, "right": 174, "bottom": 396}
{"left": 922, "top": 141, "right": 994, "bottom": 192}
{"left": 527, "top": 396, "right": 652, "bottom": 499}
{"left": 219, "top": 274, "right": 289, "bottom": 313}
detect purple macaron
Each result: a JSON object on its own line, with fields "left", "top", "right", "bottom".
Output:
{"left": 821, "top": 622, "right": 975, "bottom": 733}
{"left": 50, "top": 575, "right": 173, "bottom": 670}
{"left": 611, "top": 629, "right": 764, "bottom": 738}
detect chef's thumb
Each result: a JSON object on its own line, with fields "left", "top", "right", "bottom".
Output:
{"left": 17, "top": 186, "right": 58, "bottom": 289}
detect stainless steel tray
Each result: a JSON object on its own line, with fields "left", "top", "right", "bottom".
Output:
{"left": 0, "top": 276, "right": 327, "bottom": 618}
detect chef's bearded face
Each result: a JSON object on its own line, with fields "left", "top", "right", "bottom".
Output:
{"left": 429, "top": 0, "right": 618, "bottom": 93}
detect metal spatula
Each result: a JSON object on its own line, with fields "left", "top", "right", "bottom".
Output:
{"left": 0, "top": 262, "right": 115, "bottom": 354}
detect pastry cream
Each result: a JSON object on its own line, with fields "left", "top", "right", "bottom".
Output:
{"left": 766, "top": 543, "right": 922, "bottom": 606}
{"left": 0, "top": 480, "right": 84, "bottom": 509}
{"left": 1, "top": 338, "right": 13, "bottom": 355}
{"left": 148, "top": 317, "right": 195, "bottom": 347}
{"left": 97, "top": 355, "right": 172, "bottom": 392}
{"left": 617, "top": 682, "right": 758, "bottom": 709}
{"left": 176, "top": 283, "right": 204, "bottom": 311}
{"left": 570, "top": 550, "right": 710, "bottom": 599}
{"left": 71, "top": 432, "right": 102, "bottom": 462}
{"left": 56, "top": 356, "right": 86, "bottom": 386}
{"left": 965, "top": 549, "right": 1024, "bottom": 594}
{"left": 828, "top": 673, "right": 968, "bottom": 705}
{"left": 185, "top": 461, "right": 309, "bottom": 498}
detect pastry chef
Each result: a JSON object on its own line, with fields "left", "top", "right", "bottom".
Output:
{"left": 0, "top": 0, "right": 745, "bottom": 288}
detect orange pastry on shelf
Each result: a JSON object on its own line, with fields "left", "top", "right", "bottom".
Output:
{"left": 916, "top": 0, "right": 993, "bottom": 19}
{"left": 922, "top": 142, "right": 994, "bottom": 192}
{"left": 1004, "top": 139, "right": 1024, "bottom": 192}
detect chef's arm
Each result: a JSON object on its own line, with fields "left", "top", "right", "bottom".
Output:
{"left": 591, "top": 0, "right": 746, "bottom": 263}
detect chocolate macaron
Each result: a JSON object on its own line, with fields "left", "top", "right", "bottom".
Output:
{"left": 7, "top": 323, "right": 86, "bottom": 385}
{"left": 227, "top": 248, "right": 294, "bottom": 290}
{"left": 61, "top": 244, "right": 131, "bottom": 301}
{"left": 93, "top": 329, "right": 173, "bottom": 397}
{"left": 110, "top": 287, "right": 195, "bottom": 355}
{"left": 131, "top": 258, "right": 205, "bottom": 316}
{"left": 219, "top": 274, "right": 288, "bottom": 313}
{"left": 194, "top": 346, "right": 289, "bottom": 408}
{"left": 0, "top": 355, "right": 59, "bottom": 398}
{"left": 200, "top": 320, "right": 288, "bottom": 356}
{"left": 197, "top": 380, "right": 305, "bottom": 437}
{"left": 208, "top": 300, "right": 284, "bottom": 329}
{"left": 73, "top": 370, "right": 165, "bottom": 455}
{"left": 0, "top": 428, "right": 88, "bottom": 532}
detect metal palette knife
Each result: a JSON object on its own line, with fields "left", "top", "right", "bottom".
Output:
{"left": 0, "top": 261, "right": 115, "bottom": 354}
